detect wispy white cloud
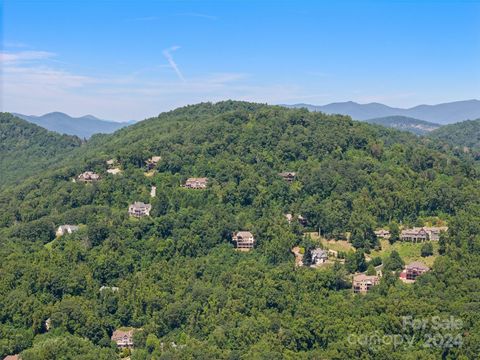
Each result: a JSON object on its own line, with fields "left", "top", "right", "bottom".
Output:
{"left": 4, "top": 65, "right": 97, "bottom": 88}
{"left": 0, "top": 51, "right": 56, "bottom": 63}
{"left": 1, "top": 49, "right": 317, "bottom": 121}
{"left": 162, "top": 46, "right": 185, "bottom": 82}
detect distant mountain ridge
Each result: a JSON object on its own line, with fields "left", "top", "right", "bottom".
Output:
{"left": 13, "top": 111, "right": 134, "bottom": 138}
{"left": 365, "top": 116, "right": 441, "bottom": 135}
{"left": 284, "top": 99, "right": 480, "bottom": 124}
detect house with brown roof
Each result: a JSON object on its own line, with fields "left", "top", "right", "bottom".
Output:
{"left": 232, "top": 231, "right": 255, "bottom": 251}
{"left": 278, "top": 172, "right": 296, "bottom": 183}
{"left": 146, "top": 156, "right": 161, "bottom": 170}
{"left": 111, "top": 328, "right": 135, "bottom": 348}
{"left": 3, "top": 355, "right": 20, "bottom": 360}
{"left": 184, "top": 177, "right": 208, "bottom": 189}
{"left": 353, "top": 274, "right": 380, "bottom": 294}
{"left": 400, "top": 227, "right": 447, "bottom": 242}
{"left": 423, "top": 226, "right": 448, "bottom": 241}
{"left": 400, "top": 227, "right": 429, "bottom": 242}
{"left": 56, "top": 225, "right": 79, "bottom": 236}
{"left": 77, "top": 171, "right": 100, "bottom": 183}
{"left": 400, "top": 261, "right": 430, "bottom": 282}
{"left": 128, "top": 202, "right": 152, "bottom": 217}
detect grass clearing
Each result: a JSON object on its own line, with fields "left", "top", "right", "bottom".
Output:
{"left": 305, "top": 232, "right": 438, "bottom": 267}
{"left": 371, "top": 239, "right": 438, "bottom": 267}
{"left": 306, "top": 232, "right": 355, "bottom": 253}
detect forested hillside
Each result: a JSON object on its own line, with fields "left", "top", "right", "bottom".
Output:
{"left": 365, "top": 116, "right": 440, "bottom": 135}
{"left": 0, "top": 113, "right": 82, "bottom": 188}
{"left": 428, "top": 119, "right": 480, "bottom": 159}
{"left": 0, "top": 102, "right": 479, "bottom": 359}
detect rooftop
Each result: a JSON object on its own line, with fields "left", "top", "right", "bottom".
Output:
{"left": 353, "top": 274, "right": 379, "bottom": 282}
{"left": 406, "top": 261, "right": 430, "bottom": 271}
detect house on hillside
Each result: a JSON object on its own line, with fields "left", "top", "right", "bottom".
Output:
{"left": 400, "top": 261, "right": 430, "bottom": 282}
{"left": 146, "top": 156, "right": 161, "bottom": 170}
{"left": 284, "top": 213, "right": 307, "bottom": 226}
{"left": 423, "top": 227, "right": 448, "bottom": 241}
{"left": 3, "top": 355, "right": 21, "bottom": 360}
{"left": 297, "top": 215, "right": 307, "bottom": 226}
{"left": 106, "top": 159, "right": 117, "bottom": 167}
{"left": 100, "top": 286, "right": 119, "bottom": 293}
{"left": 400, "top": 227, "right": 447, "bottom": 242}
{"left": 374, "top": 229, "right": 390, "bottom": 239}
{"left": 128, "top": 202, "right": 152, "bottom": 217}
{"left": 111, "top": 328, "right": 135, "bottom": 348}
{"left": 232, "top": 231, "right": 255, "bottom": 251}
{"left": 107, "top": 168, "right": 122, "bottom": 175}
{"left": 184, "top": 177, "right": 208, "bottom": 189}
{"left": 278, "top": 172, "right": 296, "bottom": 183}
{"left": 353, "top": 274, "right": 380, "bottom": 294}
{"left": 400, "top": 228, "right": 429, "bottom": 242}
{"left": 77, "top": 171, "right": 100, "bottom": 183}
{"left": 56, "top": 225, "right": 79, "bottom": 236}
{"left": 311, "top": 248, "right": 328, "bottom": 265}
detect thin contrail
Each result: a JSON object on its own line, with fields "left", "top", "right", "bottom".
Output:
{"left": 163, "top": 46, "right": 185, "bottom": 82}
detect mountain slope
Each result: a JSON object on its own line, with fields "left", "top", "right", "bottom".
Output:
{"left": 285, "top": 99, "right": 480, "bottom": 124}
{"left": 0, "top": 113, "right": 82, "bottom": 187}
{"left": 0, "top": 102, "right": 479, "bottom": 358}
{"left": 365, "top": 115, "right": 441, "bottom": 135}
{"left": 13, "top": 112, "right": 133, "bottom": 138}
{"left": 428, "top": 118, "right": 480, "bottom": 152}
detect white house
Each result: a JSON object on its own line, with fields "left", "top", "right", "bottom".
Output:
{"left": 56, "top": 225, "right": 79, "bottom": 236}
{"left": 128, "top": 202, "right": 152, "bottom": 217}
{"left": 310, "top": 248, "right": 328, "bottom": 264}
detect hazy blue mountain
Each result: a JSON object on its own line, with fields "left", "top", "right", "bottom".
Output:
{"left": 284, "top": 99, "right": 480, "bottom": 124}
{"left": 13, "top": 112, "right": 134, "bottom": 138}
{"left": 365, "top": 116, "right": 441, "bottom": 135}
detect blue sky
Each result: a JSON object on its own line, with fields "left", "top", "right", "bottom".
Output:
{"left": 1, "top": 0, "right": 479, "bottom": 121}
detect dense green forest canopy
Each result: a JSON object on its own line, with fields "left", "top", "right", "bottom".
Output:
{"left": 0, "top": 113, "right": 82, "bottom": 188}
{"left": 428, "top": 119, "right": 480, "bottom": 160}
{"left": 0, "top": 102, "right": 479, "bottom": 359}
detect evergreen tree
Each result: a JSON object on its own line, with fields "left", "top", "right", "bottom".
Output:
{"left": 438, "top": 233, "right": 447, "bottom": 255}
{"left": 421, "top": 242, "right": 434, "bottom": 257}
{"left": 389, "top": 222, "right": 400, "bottom": 244}
{"left": 384, "top": 250, "right": 404, "bottom": 272}
{"left": 366, "top": 263, "right": 376, "bottom": 276}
